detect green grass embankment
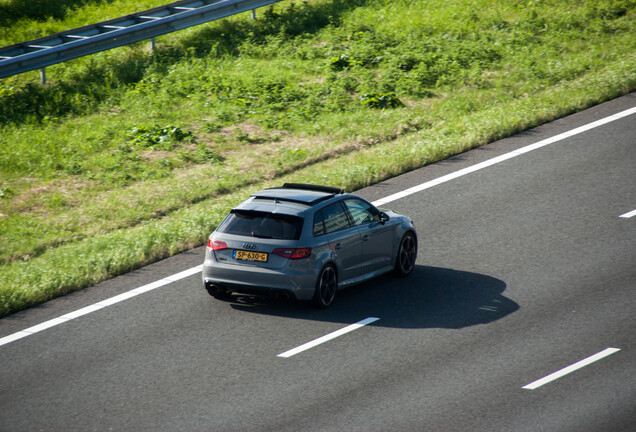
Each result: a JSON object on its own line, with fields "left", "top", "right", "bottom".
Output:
{"left": 1, "top": 0, "right": 635, "bottom": 316}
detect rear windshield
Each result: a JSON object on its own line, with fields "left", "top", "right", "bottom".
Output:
{"left": 218, "top": 210, "right": 304, "bottom": 240}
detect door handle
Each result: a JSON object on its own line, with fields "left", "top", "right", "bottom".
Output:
{"left": 335, "top": 243, "right": 342, "bottom": 250}
{"left": 362, "top": 235, "right": 369, "bottom": 241}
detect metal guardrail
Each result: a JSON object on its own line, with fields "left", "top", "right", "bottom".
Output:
{"left": 0, "top": 0, "right": 284, "bottom": 80}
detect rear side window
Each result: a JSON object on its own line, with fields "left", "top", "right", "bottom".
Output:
{"left": 218, "top": 210, "right": 303, "bottom": 240}
{"left": 313, "top": 202, "right": 352, "bottom": 236}
{"left": 313, "top": 210, "right": 326, "bottom": 236}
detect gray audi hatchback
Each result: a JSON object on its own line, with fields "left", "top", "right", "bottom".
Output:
{"left": 202, "top": 183, "right": 417, "bottom": 308}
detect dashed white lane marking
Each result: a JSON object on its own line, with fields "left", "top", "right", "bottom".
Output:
{"left": 277, "top": 317, "right": 380, "bottom": 358}
{"left": 0, "top": 266, "right": 202, "bottom": 347}
{"left": 619, "top": 209, "right": 636, "bottom": 218}
{"left": 372, "top": 107, "right": 636, "bottom": 207}
{"left": 522, "top": 348, "right": 621, "bottom": 390}
{"left": 1, "top": 106, "right": 635, "bottom": 348}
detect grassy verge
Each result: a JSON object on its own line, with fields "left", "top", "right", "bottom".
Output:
{"left": 1, "top": 0, "right": 635, "bottom": 316}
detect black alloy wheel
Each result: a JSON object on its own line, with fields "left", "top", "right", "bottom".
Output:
{"left": 313, "top": 265, "right": 337, "bottom": 308}
{"left": 394, "top": 231, "right": 417, "bottom": 276}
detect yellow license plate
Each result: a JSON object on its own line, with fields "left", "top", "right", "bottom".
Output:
{"left": 233, "top": 250, "right": 268, "bottom": 262}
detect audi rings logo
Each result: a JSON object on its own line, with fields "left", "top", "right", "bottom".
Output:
{"left": 242, "top": 243, "right": 257, "bottom": 250}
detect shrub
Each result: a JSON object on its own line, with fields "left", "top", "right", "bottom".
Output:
{"left": 127, "top": 126, "right": 193, "bottom": 150}
{"left": 360, "top": 92, "right": 403, "bottom": 109}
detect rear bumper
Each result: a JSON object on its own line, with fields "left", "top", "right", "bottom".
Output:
{"left": 204, "top": 279, "right": 297, "bottom": 299}
{"left": 202, "top": 259, "right": 316, "bottom": 300}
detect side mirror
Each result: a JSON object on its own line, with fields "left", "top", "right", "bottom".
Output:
{"left": 379, "top": 212, "right": 390, "bottom": 224}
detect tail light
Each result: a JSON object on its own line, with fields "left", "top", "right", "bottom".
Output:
{"left": 272, "top": 247, "right": 312, "bottom": 259}
{"left": 207, "top": 239, "right": 228, "bottom": 251}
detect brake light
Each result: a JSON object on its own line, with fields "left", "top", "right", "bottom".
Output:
{"left": 207, "top": 239, "right": 228, "bottom": 251}
{"left": 272, "top": 247, "right": 312, "bottom": 259}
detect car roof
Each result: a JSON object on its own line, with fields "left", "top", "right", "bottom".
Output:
{"left": 251, "top": 183, "right": 344, "bottom": 206}
{"left": 234, "top": 184, "right": 346, "bottom": 217}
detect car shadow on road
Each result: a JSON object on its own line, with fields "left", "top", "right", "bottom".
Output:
{"left": 226, "top": 265, "right": 519, "bottom": 329}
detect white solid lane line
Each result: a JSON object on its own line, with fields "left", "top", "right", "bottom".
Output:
{"left": 0, "top": 265, "right": 202, "bottom": 348}
{"left": 2, "top": 105, "right": 635, "bottom": 349}
{"left": 619, "top": 209, "right": 636, "bottom": 218}
{"left": 372, "top": 106, "right": 636, "bottom": 207}
{"left": 522, "top": 348, "right": 621, "bottom": 390}
{"left": 277, "top": 317, "right": 380, "bottom": 358}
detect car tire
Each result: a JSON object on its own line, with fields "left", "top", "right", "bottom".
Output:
{"left": 394, "top": 231, "right": 417, "bottom": 277}
{"left": 313, "top": 265, "right": 337, "bottom": 309}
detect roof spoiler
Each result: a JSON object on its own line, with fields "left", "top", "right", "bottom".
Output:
{"left": 281, "top": 183, "right": 344, "bottom": 195}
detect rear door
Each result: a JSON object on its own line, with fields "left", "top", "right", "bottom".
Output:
{"left": 313, "top": 202, "right": 365, "bottom": 281}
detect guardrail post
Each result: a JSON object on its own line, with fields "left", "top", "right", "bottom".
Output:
{"left": 40, "top": 67, "right": 46, "bottom": 85}
{"left": 251, "top": 9, "right": 256, "bottom": 20}
{"left": 150, "top": 37, "right": 156, "bottom": 51}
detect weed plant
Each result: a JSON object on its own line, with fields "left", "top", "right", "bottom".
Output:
{"left": 0, "top": 0, "right": 635, "bottom": 316}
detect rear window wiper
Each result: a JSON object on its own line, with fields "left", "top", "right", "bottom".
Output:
{"left": 251, "top": 232, "right": 273, "bottom": 238}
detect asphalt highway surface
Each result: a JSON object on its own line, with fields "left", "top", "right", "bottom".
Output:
{"left": 1, "top": 93, "right": 635, "bottom": 431}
